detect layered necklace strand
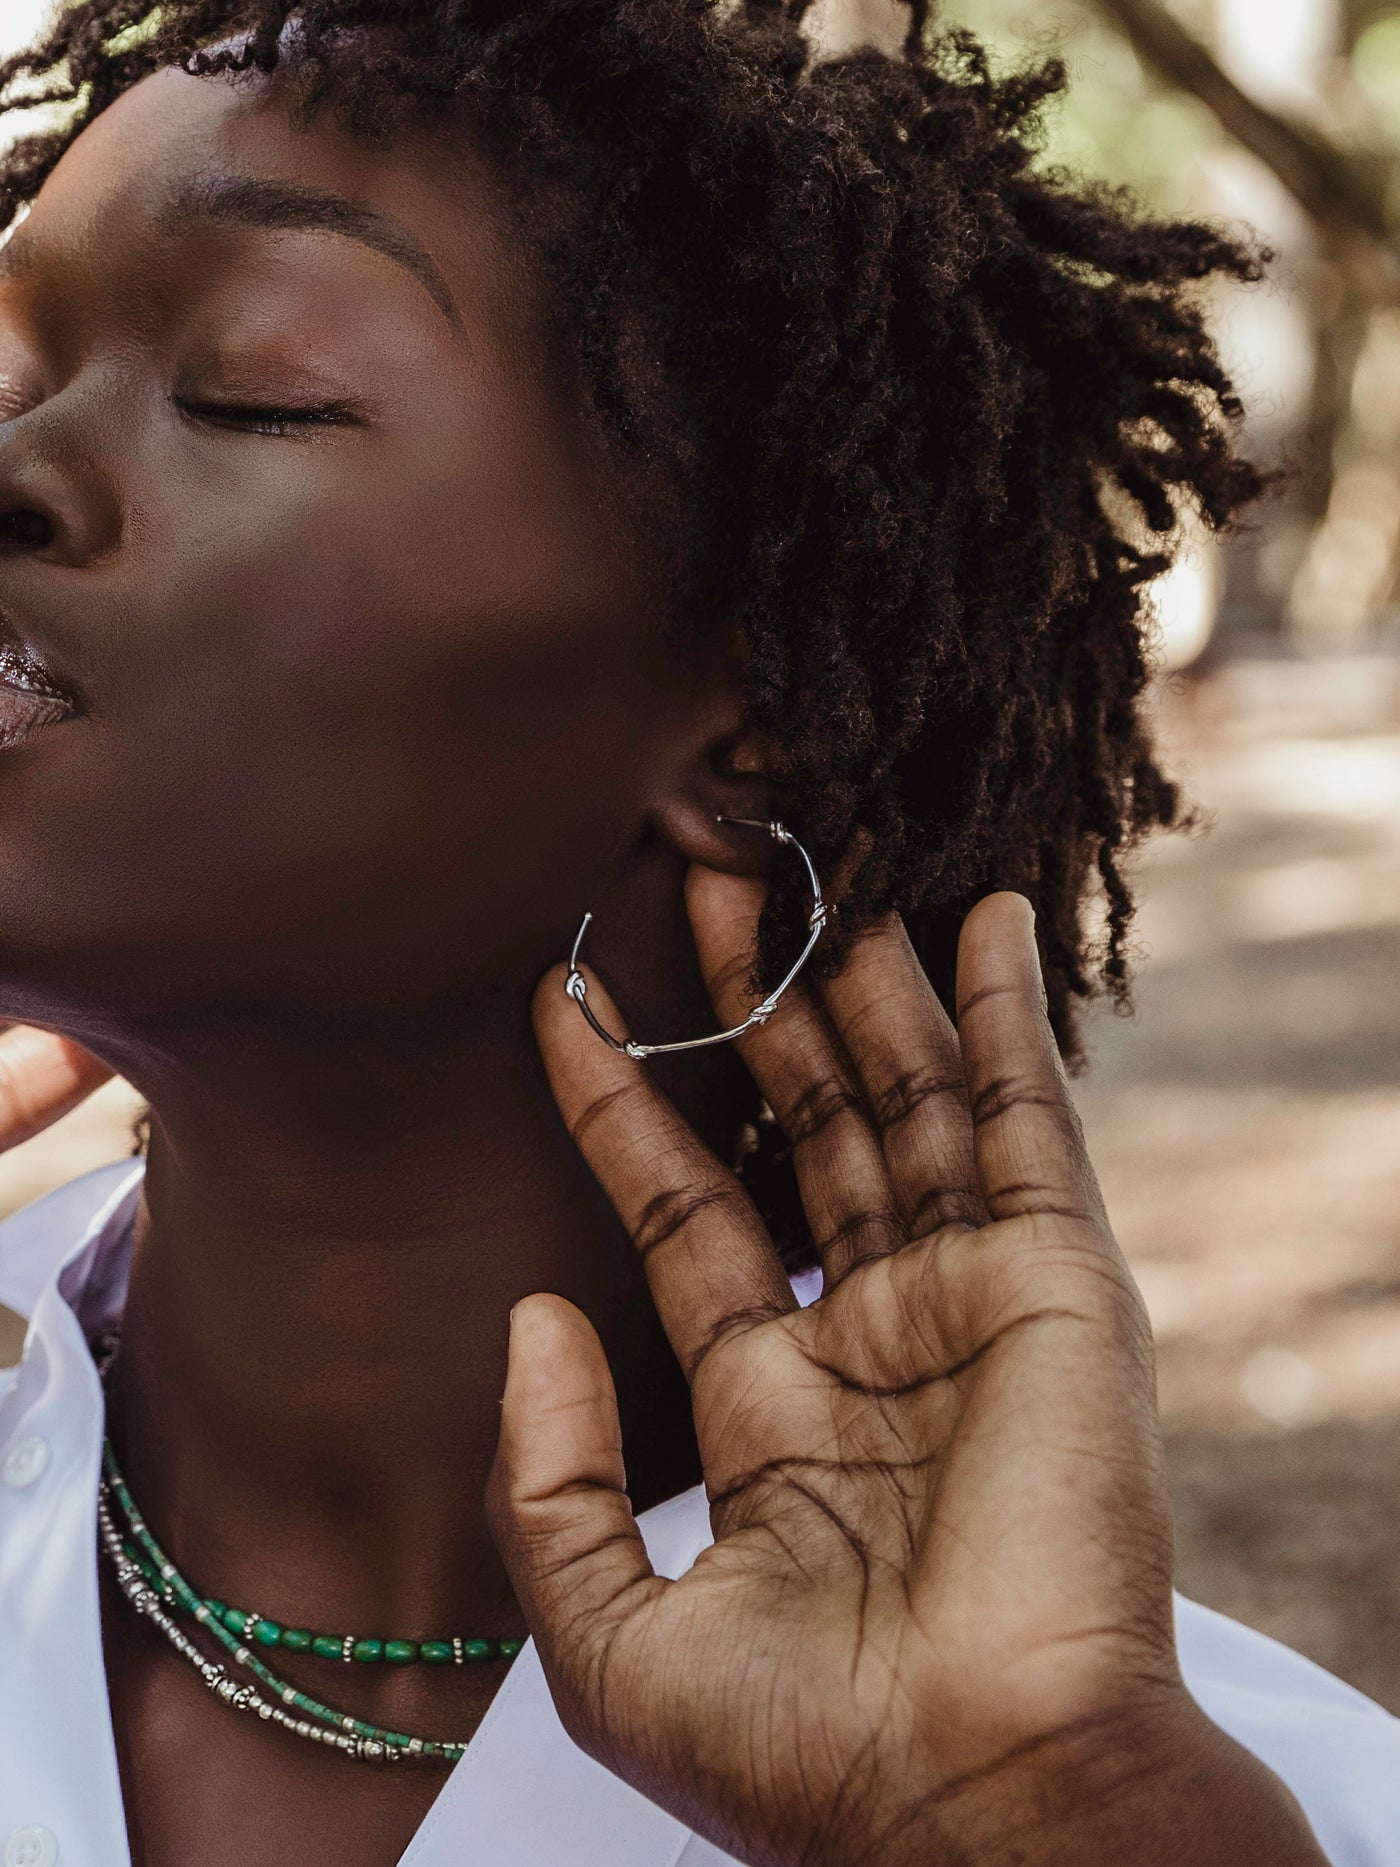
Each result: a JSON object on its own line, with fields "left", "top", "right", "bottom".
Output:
{"left": 94, "top": 1334, "right": 521, "bottom": 1765}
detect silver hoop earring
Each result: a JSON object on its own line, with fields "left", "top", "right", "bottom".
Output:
{"left": 565, "top": 816, "right": 826, "bottom": 1060}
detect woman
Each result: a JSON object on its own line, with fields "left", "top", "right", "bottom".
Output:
{"left": 0, "top": 2, "right": 1394, "bottom": 1864}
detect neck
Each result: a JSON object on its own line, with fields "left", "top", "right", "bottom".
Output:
{"left": 97, "top": 878, "right": 734, "bottom": 1649}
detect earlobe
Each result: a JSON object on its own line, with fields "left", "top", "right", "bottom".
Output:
{"left": 647, "top": 789, "right": 782, "bottom": 879}
{"left": 647, "top": 730, "right": 782, "bottom": 878}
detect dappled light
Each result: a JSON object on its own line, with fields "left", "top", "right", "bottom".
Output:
{"left": 1077, "top": 656, "right": 1400, "bottom": 1709}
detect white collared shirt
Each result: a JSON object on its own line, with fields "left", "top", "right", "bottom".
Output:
{"left": 1, "top": 1161, "right": 1398, "bottom": 1867}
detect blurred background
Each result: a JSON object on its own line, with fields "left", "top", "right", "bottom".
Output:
{"left": 1, "top": 0, "right": 1397, "bottom": 1708}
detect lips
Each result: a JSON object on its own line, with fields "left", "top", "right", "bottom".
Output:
{"left": 0, "top": 619, "right": 78, "bottom": 752}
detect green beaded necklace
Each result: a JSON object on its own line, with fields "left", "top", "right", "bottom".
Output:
{"left": 95, "top": 1336, "right": 524, "bottom": 1765}
{"left": 103, "top": 1438, "right": 524, "bottom": 1668}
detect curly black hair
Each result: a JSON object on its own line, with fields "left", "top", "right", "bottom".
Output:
{"left": 4, "top": 0, "right": 1263, "bottom": 1255}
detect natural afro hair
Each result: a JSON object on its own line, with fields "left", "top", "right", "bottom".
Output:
{"left": 3, "top": 0, "right": 1264, "bottom": 1256}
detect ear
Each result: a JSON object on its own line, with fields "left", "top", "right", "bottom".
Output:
{"left": 646, "top": 723, "right": 787, "bottom": 878}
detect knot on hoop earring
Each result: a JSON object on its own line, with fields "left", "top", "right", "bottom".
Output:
{"left": 564, "top": 816, "right": 827, "bottom": 1060}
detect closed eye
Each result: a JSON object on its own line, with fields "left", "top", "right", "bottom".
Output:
{"left": 175, "top": 397, "right": 360, "bottom": 437}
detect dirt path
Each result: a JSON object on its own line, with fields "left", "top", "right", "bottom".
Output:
{"left": 1074, "top": 654, "right": 1400, "bottom": 1712}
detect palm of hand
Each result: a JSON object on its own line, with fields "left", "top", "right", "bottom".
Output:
{"left": 647, "top": 1224, "right": 1173, "bottom": 1863}
{"left": 491, "top": 880, "right": 1183, "bottom": 1867}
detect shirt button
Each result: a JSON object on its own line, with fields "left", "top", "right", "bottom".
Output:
{"left": 2, "top": 1436, "right": 51, "bottom": 1489}
{"left": 4, "top": 1827, "right": 58, "bottom": 1867}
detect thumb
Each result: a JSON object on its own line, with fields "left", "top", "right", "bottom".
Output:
{"left": 0, "top": 1026, "right": 115, "bottom": 1150}
{"left": 487, "top": 1293, "right": 664, "bottom": 1748}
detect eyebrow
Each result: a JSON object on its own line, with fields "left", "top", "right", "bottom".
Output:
{"left": 159, "top": 174, "right": 463, "bottom": 334}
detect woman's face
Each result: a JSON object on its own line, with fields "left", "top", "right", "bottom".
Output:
{"left": 0, "top": 63, "right": 734, "bottom": 1028}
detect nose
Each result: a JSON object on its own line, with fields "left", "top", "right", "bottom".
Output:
{"left": 0, "top": 397, "right": 123, "bottom": 566}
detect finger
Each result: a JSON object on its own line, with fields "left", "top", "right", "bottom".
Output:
{"left": 533, "top": 963, "right": 796, "bottom": 1382}
{"left": 687, "top": 864, "right": 903, "bottom": 1286}
{"left": 817, "top": 912, "right": 985, "bottom": 1240}
{"left": 0, "top": 1027, "right": 115, "bottom": 1150}
{"left": 488, "top": 1294, "right": 665, "bottom": 1733}
{"left": 954, "top": 894, "right": 1106, "bottom": 1227}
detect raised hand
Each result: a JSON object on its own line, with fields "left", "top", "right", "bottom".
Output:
{"left": 490, "top": 873, "right": 1327, "bottom": 1867}
{"left": 0, "top": 1023, "right": 113, "bottom": 1150}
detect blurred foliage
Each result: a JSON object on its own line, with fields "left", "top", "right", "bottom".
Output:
{"left": 942, "top": 0, "right": 1400, "bottom": 213}
{"left": 1355, "top": 12, "right": 1400, "bottom": 161}
{"left": 934, "top": 0, "right": 1400, "bottom": 649}
{"left": 940, "top": 0, "right": 1232, "bottom": 211}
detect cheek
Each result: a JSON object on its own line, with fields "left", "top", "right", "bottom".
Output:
{"left": 0, "top": 420, "right": 675, "bottom": 1013}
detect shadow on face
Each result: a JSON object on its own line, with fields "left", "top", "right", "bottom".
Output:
{"left": 0, "top": 61, "right": 742, "bottom": 1034}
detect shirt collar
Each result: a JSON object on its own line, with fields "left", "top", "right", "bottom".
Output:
{"left": 0, "top": 1158, "right": 144, "bottom": 1412}
{"left": 0, "top": 1161, "right": 150, "bottom": 1867}
{"left": 0, "top": 1158, "right": 144, "bottom": 1328}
